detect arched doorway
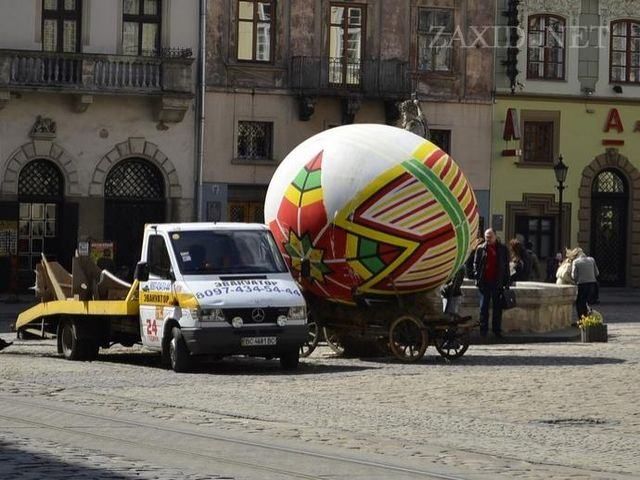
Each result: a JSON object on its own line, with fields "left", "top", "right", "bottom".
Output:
{"left": 104, "top": 158, "right": 165, "bottom": 278}
{"left": 591, "top": 169, "right": 628, "bottom": 286}
{"left": 17, "top": 159, "right": 64, "bottom": 288}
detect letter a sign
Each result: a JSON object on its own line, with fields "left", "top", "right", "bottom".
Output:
{"left": 604, "top": 108, "right": 624, "bottom": 133}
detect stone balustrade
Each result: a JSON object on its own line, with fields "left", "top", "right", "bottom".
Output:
{"left": 458, "top": 281, "right": 577, "bottom": 334}
{"left": 0, "top": 49, "right": 194, "bottom": 121}
{"left": 0, "top": 49, "right": 193, "bottom": 94}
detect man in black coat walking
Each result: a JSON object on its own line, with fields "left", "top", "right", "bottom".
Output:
{"left": 473, "top": 229, "right": 510, "bottom": 337}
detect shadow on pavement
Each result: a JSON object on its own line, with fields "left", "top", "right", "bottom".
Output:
{"left": 0, "top": 440, "right": 136, "bottom": 479}
{"left": 92, "top": 352, "right": 376, "bottom": 375}
{"left": 358, "top": 353, "right": 625, "bottom": 367}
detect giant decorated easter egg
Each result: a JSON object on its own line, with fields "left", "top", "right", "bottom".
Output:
{"left": 265, "top": 124, "right": 479, "bottom": 304}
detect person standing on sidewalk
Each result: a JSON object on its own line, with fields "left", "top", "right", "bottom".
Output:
{"left": 473, "top": 229, "right": 510, "bottom": 337}
{"left": 571, "top": 248, "right": 599, "bottom": 319}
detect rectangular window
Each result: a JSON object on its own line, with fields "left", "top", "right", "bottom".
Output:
{"left": 610, "top": 20, "right": 640, "bottom": 83}
{"left": 147, "top": 235, "right": 171, "bottom": 278}
{"left": 237, "top": 121, "right": 273, "bottom": 160}
{"left": 417, "top": 8, "right": 453, "bottom": 72}
{"left": 527, "top": 15, "right": 566, "bottom": 80}
{"left": 430, "top": 129, "right": 451, "bottom": 154}
{"left": 515, "top": 216, "right": 555, "bottom": 261}
{"left": 122, "top": 0, "right": 161, "bottom": 56}
{"left": 522, "top": 121, "right": 554, "bottom": 164}
{"left": 237, "top": 0, "right": 274, "bottom": 62}
{"left": 329, "top": 3, "right": 365, "bottom": 86}
{"left": 42, "top": 0, "right": 81, "bottom": 53}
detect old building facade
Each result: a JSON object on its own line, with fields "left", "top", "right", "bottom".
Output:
{"left": 492, "top": 0, "right": 640, "bottom": 287}
{"left": 0, "top": 0, "right": 198, "bottom": 290}
{"left": 202, "top": 0, "right": 495, "bottom": 229}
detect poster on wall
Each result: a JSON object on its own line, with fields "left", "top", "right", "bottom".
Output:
{"left": 90, "top": 242, "right": 115, "bottom": 264}
{"left": 0, "top": 221, "right": 18, "bottom": 257}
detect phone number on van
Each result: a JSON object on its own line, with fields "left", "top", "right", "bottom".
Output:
{"left": 195, "top": 285, "right": 302, "bottom": 299}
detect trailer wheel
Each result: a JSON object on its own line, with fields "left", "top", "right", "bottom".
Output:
{"left": 435, "top": 329, "right": 470, "bottom": 360}
{"left": 299, "top": 321, "right": 319, "bottom": 358}
{"left": 169, "top": 327, "right": 190, "bottom": 373}
{"left": 389, "top": 315, "right": 428, "bottom": 362}
{"left": 280, "top": 350, "right": 300, "bottom": 371}
{"left": 322, "top": 327, "right": 345, "bottom": 356}
{"left": 60, "top": 320, "right": 82, "bottom": 361}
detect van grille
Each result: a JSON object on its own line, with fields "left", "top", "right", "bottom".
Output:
{"left": 223, "top": 307, "right": 289, "bottom": 324}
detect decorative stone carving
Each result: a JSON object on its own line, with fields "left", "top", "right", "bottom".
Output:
{"left": 89, "top": 138, "right": 182, "bottom": 198}
{"left": 518, "top": 0, "right": 581, "bottom": 24}
{"left": 397, "top": 95, "right": 430, "bottom": 140}
{"left": 155, "top": 95, "right": 191, "bottom": 123}
{"left": 29, "top": 116, "right": 57, "bottom": 140}
{"left": 600, "top": 1, "right": 640, "bottom": 23}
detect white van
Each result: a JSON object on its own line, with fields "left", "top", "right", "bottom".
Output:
{"left": 136, "top": 223, "right": 308, "bottom": 371}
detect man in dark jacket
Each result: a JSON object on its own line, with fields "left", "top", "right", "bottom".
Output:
{"left": 473, "top": 229, "right": 510, "bottom": 337}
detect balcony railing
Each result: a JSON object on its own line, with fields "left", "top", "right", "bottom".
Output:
{"left": 0, "top": 49, "right": 193, "bottom": 94}
{"left": 291, "top": 56, "right": 411, "bottom": 98}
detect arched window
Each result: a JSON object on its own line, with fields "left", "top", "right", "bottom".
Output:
{"left": 592, "top": 169, "right": 627, "bottom": 195}
{"left": 18, "top": 159, "right": 64, "bottom": 200}
{"left": 527, "top": 14, "right": 566, "bottom": 80}
{"left": 610, "top": 20, "right": 640, "bottom": 83}
{"left": 104, "top": 158, "right": 165, "bottom": 276}
{"left": 105, "top": 158, "right": 164, "bottom": 200}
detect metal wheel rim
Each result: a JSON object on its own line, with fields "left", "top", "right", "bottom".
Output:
{"left": 322, "top": 327, "right": 345, "bottom": 355}
{"left": 300, "top": 322, "right": 319, "bottom": 357}
{"left": 61, "top": 323, "right": 73, "bottom": 357}
{"left": 435, "top": 330, "right": 469, "bottom": 359}
{"left": 170, "top": 337, "right": 177, "bottom": 367}
{"left": 389, "top": 316, "right": 427, "bottom": 362}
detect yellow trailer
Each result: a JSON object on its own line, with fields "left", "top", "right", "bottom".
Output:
{"left": 16, "top": 253, "right": 141, "bottom": 361}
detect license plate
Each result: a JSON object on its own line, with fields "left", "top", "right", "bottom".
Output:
{"left": 241, "top": 336, "right": 277, "bottom": 347}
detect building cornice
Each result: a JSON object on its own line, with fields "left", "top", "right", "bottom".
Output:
{"left": 495, "top": 91, "right": 640, "bottom": 106}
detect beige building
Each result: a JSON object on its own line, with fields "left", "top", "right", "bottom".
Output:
{"left": 202, "top": 0, "right": 495, "bottom": 227}
{"left": 0, "top": 0, "right": 198, "bottom": 290}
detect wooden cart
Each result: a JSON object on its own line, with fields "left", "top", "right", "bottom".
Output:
{"left": 299, "top": 292, "right": 477, "bottom": 362}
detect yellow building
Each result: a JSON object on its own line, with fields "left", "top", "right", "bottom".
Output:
{"left": 492, "top": 1, "right": 640, "bottom": 288}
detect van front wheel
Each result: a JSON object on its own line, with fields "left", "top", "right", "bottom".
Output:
{"left": 279, "top": 350, "right": 300, "bottom": 371}
{"left": 169, "top": 327, "right": 190, "bottom": 373}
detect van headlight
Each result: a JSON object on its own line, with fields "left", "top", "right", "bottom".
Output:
{"left": 288, "top": 306, "right": 306, "bottom": 321}
{"left": 190, "top": 308, "right": 225, "bottom": 322}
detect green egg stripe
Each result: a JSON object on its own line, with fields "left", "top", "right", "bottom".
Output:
{"left": 401, "top": 158, "right": 470, "bottom": 272}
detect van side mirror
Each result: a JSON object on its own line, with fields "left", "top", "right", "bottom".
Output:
{"left": 135, "top": 262, "right": 149, "bottom": 282}
{"left": 300, "top": 258, "right": 311, "bottom": 279}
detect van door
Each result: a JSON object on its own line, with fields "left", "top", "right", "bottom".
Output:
{"left": 139, "top": 234, "right": 174, "bottom": 349}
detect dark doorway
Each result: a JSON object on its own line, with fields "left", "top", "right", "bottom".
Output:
{"left": 104, "top": 159, "right": 165, "bottom": 279}
{"left": 591, "top": 169, "right": 628, "bottom": 286}
{"left": 17, "top": 159, "right": 67, "bottom": 290}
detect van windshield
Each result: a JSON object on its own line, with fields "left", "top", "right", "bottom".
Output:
{"left": 170, "top": 230, "right": 288, "bottom": 275}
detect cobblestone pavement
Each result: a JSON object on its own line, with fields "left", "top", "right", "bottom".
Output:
{"left": 1, "top": 314, "right": 639, "bottom": 479}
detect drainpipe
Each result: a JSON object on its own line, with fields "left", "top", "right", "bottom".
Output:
{"left": 195, "top": 0, "right": 207, "bottom": 220}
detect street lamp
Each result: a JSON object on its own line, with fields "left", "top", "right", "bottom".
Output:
{"left": 554, "top": 155, "right": 569, "bottom": 256}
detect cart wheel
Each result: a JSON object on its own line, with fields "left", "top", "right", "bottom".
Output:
{"left": 300, "top": 321, "right": 319, "bottom": 358}
{"left": 322, "top": 327, "right": 345, "bottom": 356}
{"left": 389, "top": 315, "right": 428, "bottom": 362}
{"left": 435, "top": 329, "right": 470, "bottom": 360}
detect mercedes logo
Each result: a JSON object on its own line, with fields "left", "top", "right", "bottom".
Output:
{"left": 251, "top": 308, "right": 266, "bottom": 323}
